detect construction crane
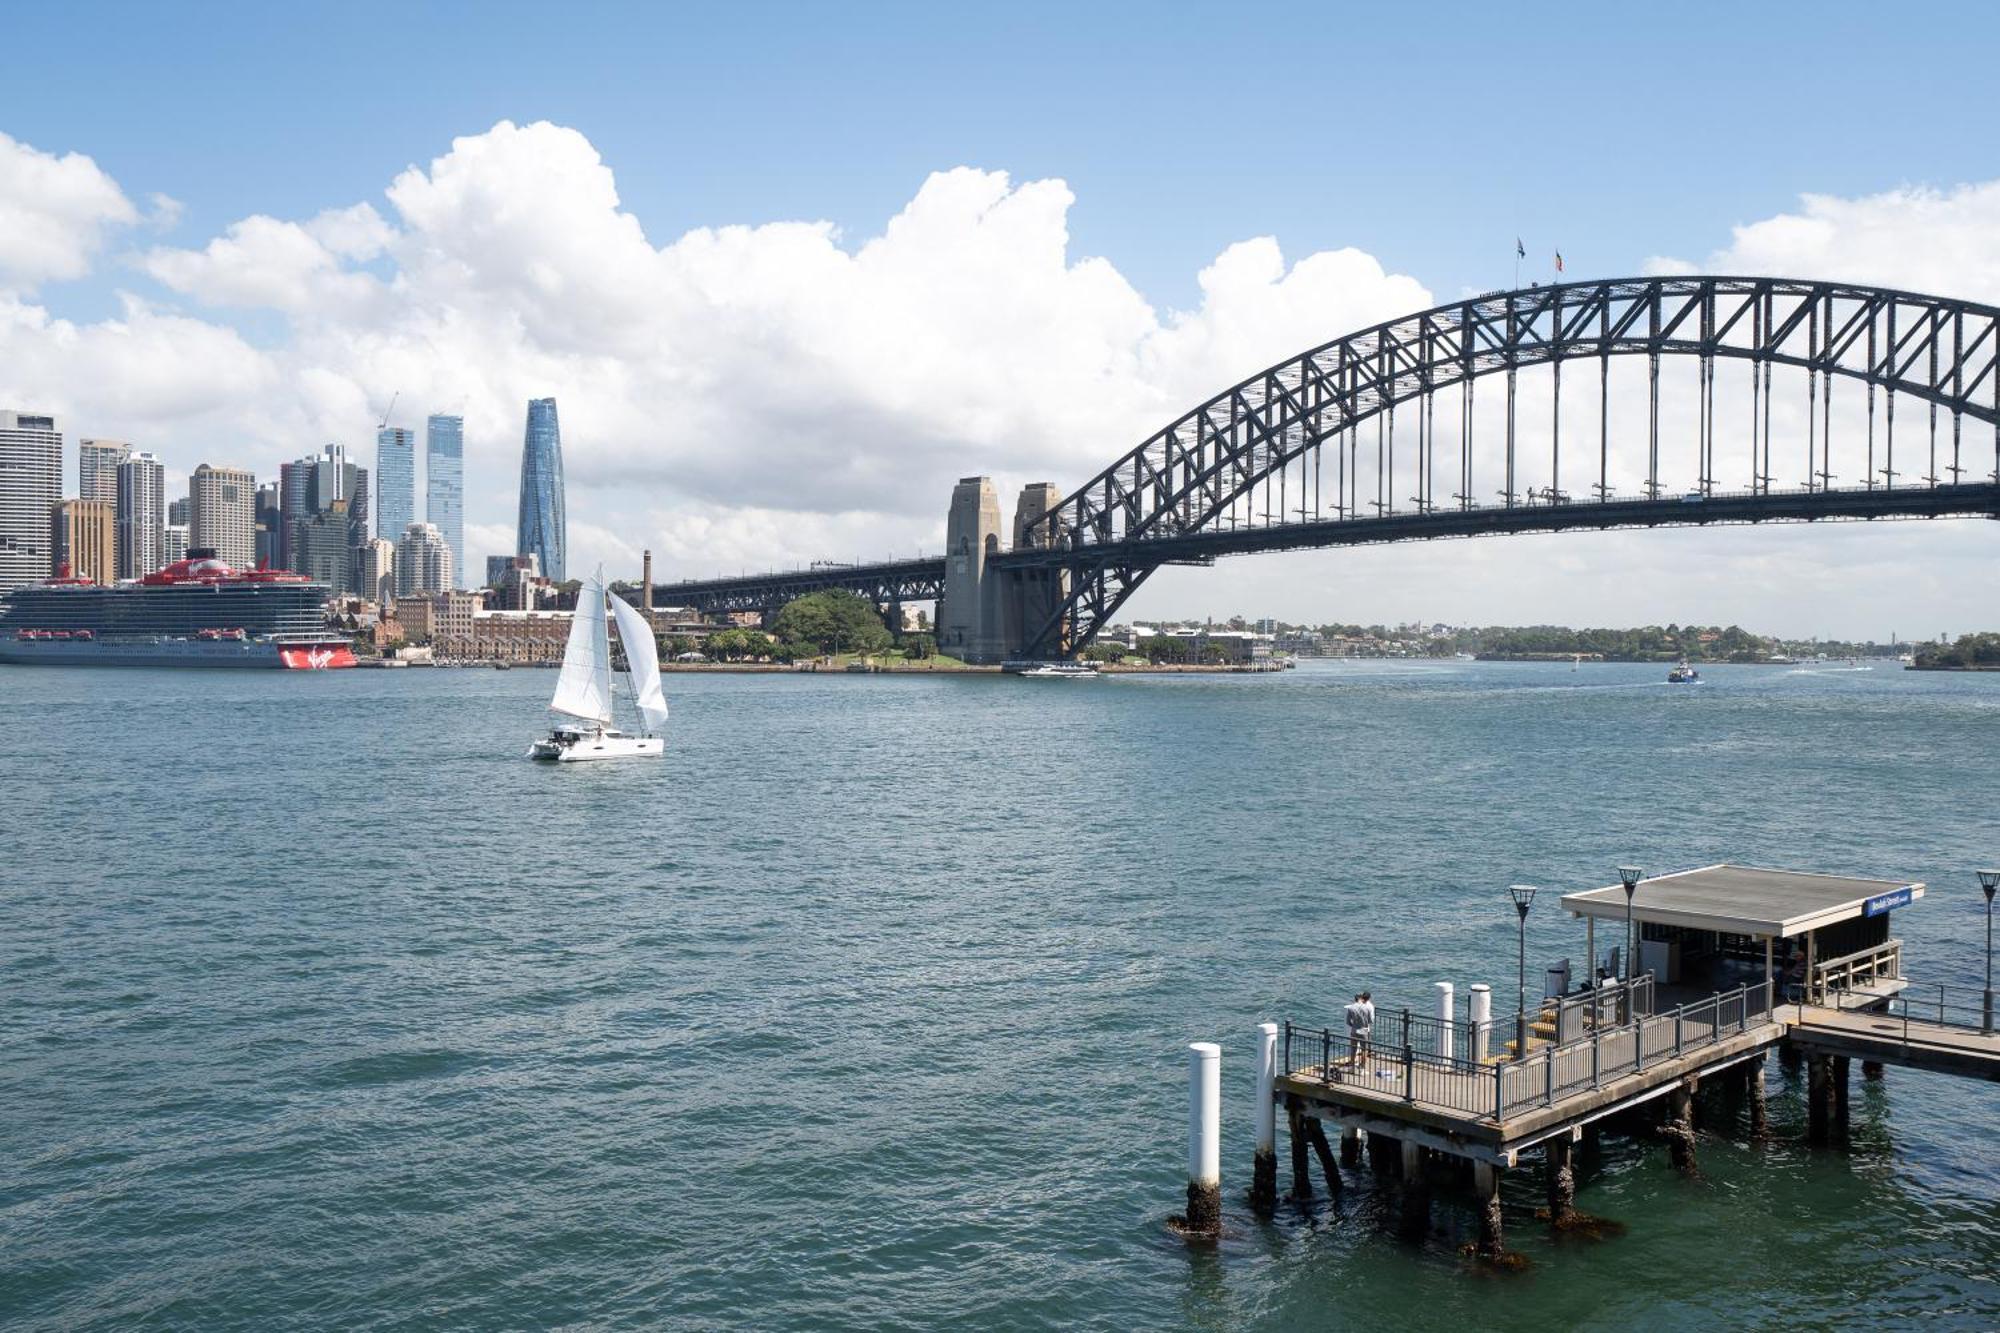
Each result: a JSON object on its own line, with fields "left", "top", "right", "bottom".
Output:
{"left": 377, "top": 390, "right": 400, "bottom": 431}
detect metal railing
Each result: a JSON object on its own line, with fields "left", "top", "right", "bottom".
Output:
{"left": 1822, "top": 981, "right": 1991, "bottom": 1035}
{"left": 1810, "top": 939, "right": 1902, "bottom": 1002}
{"left": 1284, "top": 980, "right": 1776, "bottom": 1124}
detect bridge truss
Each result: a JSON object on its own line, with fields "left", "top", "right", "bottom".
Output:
{"left": 1020, "top": 276, "right": 2000, "bottom": 656}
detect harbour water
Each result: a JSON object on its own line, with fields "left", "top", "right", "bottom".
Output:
{"left": 4, "top": 661, "right": 1997, "bottom": 1328}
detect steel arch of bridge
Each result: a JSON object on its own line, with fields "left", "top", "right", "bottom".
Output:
{"left": 1020, "top": 276, "right": 2000, "bottom": 657}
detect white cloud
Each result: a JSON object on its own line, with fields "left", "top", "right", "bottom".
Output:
{"left": 3, "top": 123, "right": 1996, "bottom": 635}
{"left": 0, "top": 131, "right": 138, "bottom": 291}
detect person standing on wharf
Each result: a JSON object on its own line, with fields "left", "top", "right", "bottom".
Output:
{"left": 1345, "top": 991, "right": 1374, "bottom": 1068}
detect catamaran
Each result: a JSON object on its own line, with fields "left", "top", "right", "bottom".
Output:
{"left": 527, "top": 570, "right": 668, "bottom": 761}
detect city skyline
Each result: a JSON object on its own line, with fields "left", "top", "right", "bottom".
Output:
{"left": 7, "top": 6, "right": 2000, "bottom": 633}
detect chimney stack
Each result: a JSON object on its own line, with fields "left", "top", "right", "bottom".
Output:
{"left": 641, "top": 549, "right": 653, "bottom": 613}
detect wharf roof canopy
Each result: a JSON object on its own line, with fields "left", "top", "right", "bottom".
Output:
{"left": 1560, "top": 863, "right": 1924, "bottom": 939}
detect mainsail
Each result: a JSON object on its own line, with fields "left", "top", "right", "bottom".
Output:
{"left": 548, "top": 573, "right": 614, "bottom": 724}
{"left": 607, "top": 591, "right": 669, "bottom": 736}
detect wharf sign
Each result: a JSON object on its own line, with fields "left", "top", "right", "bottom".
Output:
{"left": 1863, "top": 886, "right": 1915, "bottom": 918}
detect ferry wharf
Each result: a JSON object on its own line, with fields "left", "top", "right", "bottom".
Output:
{"left": 1194, "top": 864, "right": 2000, "bottom": 1258}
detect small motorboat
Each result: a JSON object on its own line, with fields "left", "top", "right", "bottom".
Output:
{"left": 1667, "top": 660, "right": 1700, "bottom": 684}
{"left": 1015, "top": 662, "right": 1101, "bottom": 679}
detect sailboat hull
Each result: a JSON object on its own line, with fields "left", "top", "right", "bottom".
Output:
{"left": 527, "top": 729, "right": 664, "bottom": 762}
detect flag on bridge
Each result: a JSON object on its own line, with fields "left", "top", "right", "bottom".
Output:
{"left": 1555, "top": 251, "right": 1565, "bottom": 273}
{"left": 1516, "top": 237, "right": 1526, "bottom": 259}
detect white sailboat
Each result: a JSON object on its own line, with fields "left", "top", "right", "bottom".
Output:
{"left": 527, "top": 569, "right": 667, "bottom": 761}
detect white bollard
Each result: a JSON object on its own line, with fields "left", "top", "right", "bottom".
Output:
{"left": 1434, "top": 982, "right": 1455, "bottom": 1060}
{"left": 1251, "top": 1023, "right": 1278, "bottom": 1213}
{"left": 1470, "top": 983, "right": 1492, "bottom": 1064}
{"left": 1184, "top": 1042, "right": 1222, "bottom": 1234}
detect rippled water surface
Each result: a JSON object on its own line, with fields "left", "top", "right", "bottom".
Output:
{"left": 4, "top": 660, "right": 1998, "bottom": 1329}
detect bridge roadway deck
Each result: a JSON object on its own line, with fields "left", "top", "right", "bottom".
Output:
{"left": 1279, "top": 1021, "right": 1781, "bottom": 1165}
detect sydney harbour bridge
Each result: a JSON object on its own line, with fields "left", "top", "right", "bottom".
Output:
{"left": 650, "top": 276, "right": 2000, "bottom": 662}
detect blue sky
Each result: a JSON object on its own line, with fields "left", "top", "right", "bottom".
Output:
{"left": 13, "top": 0, "right": 1999, "bottom": 313}
{"left": 6, "top": 1, "right": 2000, "bottom": 634}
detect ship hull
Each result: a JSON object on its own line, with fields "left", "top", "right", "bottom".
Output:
{"left": 0, "top": 638, "right": 357, "bottom": 669}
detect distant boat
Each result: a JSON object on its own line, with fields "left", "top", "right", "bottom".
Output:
{"left": 1667, "top": 659, "right": 1701, "bottom": 684}
{"left": 527, "top": 569, "right": 667, "bottom": 762}
{"left": 1018, "top": 662, "right": 1100, "bottom": 679}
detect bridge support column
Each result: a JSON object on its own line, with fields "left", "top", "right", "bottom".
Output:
{"left": 1662, "top": 1079, "right": 1699, "bottom": 1174}
{"left": 1545, "top": 1135, "right": 1578, "bottom": 1229}
{"left": 939, "top": 477, "right": 1005, "bottom": 664}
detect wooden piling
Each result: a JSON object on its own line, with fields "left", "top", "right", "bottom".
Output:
{"left": 1472, "top": 1161, "right": 1505, "bottom": 1261}
{"left": 1287, "top": 1104, "right": 1312, "bottom": 1203}
{"left": 1304, "top": 1117, "right": 1342, "bottom": 1197}
{"left": 1806, "top": 1055, "right": 1833, "bottom": 1145}
{"left": 1339, "top": 1126, "right": 1361, "bottom": 1167}
{"left": 1661, "top": 1078, "right": 1699, "bottom": 1174}
{"left": 1748, "top": 1054, "right": 1769, "bottom": 1138}
{"left": 1251, "top": 1023, "right": 1279, "bottom": 1216}
{"left": 1832, "top": 1055, "right": 1851, "bottom": 1139}
{"left": 1545, "top": 1135, "right": 1578, "bottom": 1229}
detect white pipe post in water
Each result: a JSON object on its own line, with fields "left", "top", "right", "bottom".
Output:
{"left": 1469, "top": 984, "right": 1492, "bottom": 1064}
{"left": 1434, "top": 982, "right": 1455, "bottom": 1060}
{"left": 1184, "top": 1042, "right": 1222, "bottom": 1235}
{"left": 1251, "top": 1023, "right": 1278, "bottom": 1214}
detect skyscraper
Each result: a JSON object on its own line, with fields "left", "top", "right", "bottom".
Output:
{"left": 286, "top": 444, "right": 369, "bottom": 588}
{"left": 0, "top": 411, "right": 62, "bottom": 593}
{"left": 516, "top": 397, "right": 565, "bottom": 582}
{"left": 51, "top": 498, "right": 115, "bottom": 584}
{"left": 116, "top": 451, "right": 166, "bottom": 579}
{"left": 375, "top": 427, "right": 416, "bottom": 544}
{"left": 254, "top": 481, "right": 281, "bottom": 568}
{"left": 163, "top": 523, "right": 190, "bottom": 566}
{"left": 79, "top": 438, "right": 129, "bottom": 504}
{"left": 394, "top": 521, "right": 452, "bottom": 596}
{"left": 358, "top": 537, "right": 396, "bottom": 605}
{"left": 425, "top": 414, "right": 464, "bottom": 588}
{"left": 190, "top": 463, "right": 256, "bottom": 568}
{"left": 167, "top": 495, "right": 191, "bottom": 527}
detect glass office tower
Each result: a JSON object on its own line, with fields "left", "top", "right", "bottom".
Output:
{"left": 515, "top": 398, "right": 565, "bottom": 582}
{"left": 425, "top": 414, "right": 464, "bottom": 588}
{"left": 375, "top": 427, "right": 416, "bottom": 544}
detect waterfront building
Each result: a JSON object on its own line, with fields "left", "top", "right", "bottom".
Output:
{"left": 78, "top": 438, "right": 129, "bottom": 504}
{"left": 375, "top": 427, "right": 416, "bottom": 544}
{"left": 0, "top": 410, "right": 63, "bottom": 593}
{"left": 394, "top": 594, "right": 439, "bottom": 641}
{"left": 425, "top": 414, "right": 464, "bottom": 588}
{"left": 254, "top": 482, "right": 281, "bottom": 568}
{"left": 459, "top": 606, "right": 573, "bottom": 664}
{"left": 393, "top": 521, "right": 452, "bottom": 597}
{"left": 489, "top": 553, "right": 548, "bottom": 609}
{"left": 116, "top": 451, "right": 166, "bottom": 580}
{"left": 278, "top": 458, "right": 313, "bottom": 571}
{"left": 163, "top": 523, "right": 190, "bottom": 566}
{"left": 283, "top": 445, "right": 369, "bottom": 589}
{"left": 52, "top": 498, "right": 115, "bottom": 584}
{"left": 190, "top": 464, "right": 256, "bottom": 569}
{"left": 358, "top": 537, "right": 396, "bottom": 605}
{"left": 515, "top": 397, "right": 565, "bottom": 582}
{"left": 167, "top": 496, "right": 191, "bottom": 527}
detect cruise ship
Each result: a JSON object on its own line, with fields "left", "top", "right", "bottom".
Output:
{"left": 0, "top": 551, "right": 355, "bottom": 669}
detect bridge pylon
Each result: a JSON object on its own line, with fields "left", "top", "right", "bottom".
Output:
{"left": 937, "top": 477, "right": 1069, "bottom": 663}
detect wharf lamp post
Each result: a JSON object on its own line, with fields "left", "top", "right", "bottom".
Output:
{"left": 1979, "top": 868, "right": 1998, "bottom": 1033}
{"left": 1617, "top": 866, "right": 1643, "bottom": 1023}
{"left": 1510, "top": 884, "right": 1537, "bottom": 1061}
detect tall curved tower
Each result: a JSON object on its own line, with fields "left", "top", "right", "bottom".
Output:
{"left": 515, "top": 397, "right": 566, "bottom": 582}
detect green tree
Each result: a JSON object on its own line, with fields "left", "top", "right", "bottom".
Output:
{"left": 902, "top": 632, "right": 936, "bottom": 661}
{"left": 771, "top": 590, "right": 893, "bottom": 656}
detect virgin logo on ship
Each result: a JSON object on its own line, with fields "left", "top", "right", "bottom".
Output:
{"left": 280, "top": 646, "right": 359, "bottom": 670}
